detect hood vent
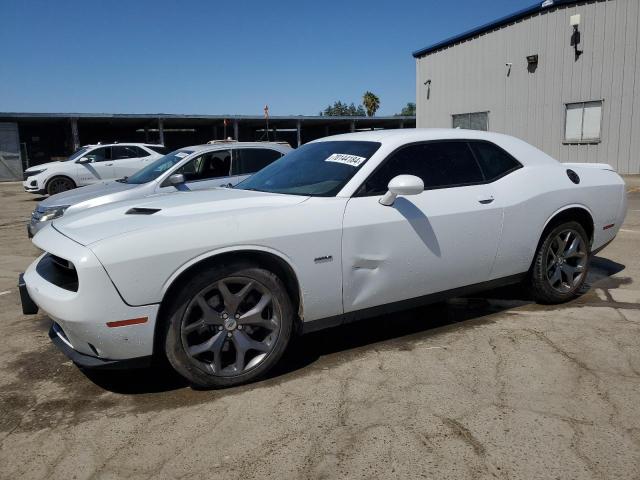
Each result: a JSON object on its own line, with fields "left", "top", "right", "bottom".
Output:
{"left": 126, "top": 207, "right": 161, "bottom": 215}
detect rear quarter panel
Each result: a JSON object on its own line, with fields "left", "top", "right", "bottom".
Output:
{"left": 490, "top": 164, "right": 625, "bottom": 279}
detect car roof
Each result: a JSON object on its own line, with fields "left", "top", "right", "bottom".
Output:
{"left": 312, "top": 128, "right": 517, "bottom": 143}
{"left": 176, "top": 142, "right": 292, "bottom": 153}
{"left": 83, "top": 143, "right": 164, "bottom": 148}
{"left": 312, "top": 128, "right": 558, "bottom": 166}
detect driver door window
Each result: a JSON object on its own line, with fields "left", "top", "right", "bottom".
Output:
{"left": 173, "top": 150, "right": 234, "bottom": 190}
{"left": 85, "top": 147, "right": 111, "bottom": 163}
{"left": 358, "top": 141, "right": 484, "bottom": 195}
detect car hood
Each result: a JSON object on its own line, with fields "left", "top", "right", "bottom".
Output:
{"left": 39, "top": 181, "right": 138, "bottom": 208}
{"left": 25, "top": 160, "right": 66, "bottom": 172}
{"left": 51, "top": 188, "right": 309, "bottom": 246}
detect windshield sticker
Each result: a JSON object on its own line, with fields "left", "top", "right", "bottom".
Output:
{"left": 175, "top": 152, "right": 189, "bottom": 158}
{"left": 325, "top": 153, "right": 367, "bottom": 167}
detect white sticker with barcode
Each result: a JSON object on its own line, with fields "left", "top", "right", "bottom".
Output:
{"left": 175, "top": 152, "right": 189, "bottom": 158}
{"left": 325, "top": 153, "right": 367, "bottom": 167}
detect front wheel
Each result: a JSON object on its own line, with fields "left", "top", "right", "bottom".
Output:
{"left": 528, "top": 221, "right": 590, "bottom": 304}
{"left": 163, "top": 264, "right": 294, "bottom": 388}
{"left": 46, "top": 176, "right": 75, "bottom": 195}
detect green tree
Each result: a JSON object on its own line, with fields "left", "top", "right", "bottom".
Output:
{"left": 362, "top": 91, "right": 381, "bottom": 117}
{"left": 322, "top": 101, "right": 366, "bottom": 116}
{"left": 396, "top": 102, "right": 416, "bottom": 116}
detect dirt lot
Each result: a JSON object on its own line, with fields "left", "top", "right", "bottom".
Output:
{"left": 1, "top": 180, "right": 639, "bottom": 480}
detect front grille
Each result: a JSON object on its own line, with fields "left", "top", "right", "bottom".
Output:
{"left": 36, "top": 254, "right": 79, "bottom": 292}
{"left": 23, "top": 172, "right": 31, "bottom": 181}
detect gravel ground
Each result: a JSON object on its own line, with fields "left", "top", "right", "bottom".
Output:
{"left": 1, "top": 179, "right": 639, "bottom": 480}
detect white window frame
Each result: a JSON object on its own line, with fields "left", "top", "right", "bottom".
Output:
{"left": 563, "top": 100, "right": 603, "bottom": 144}
{"left": 452, "top": 111, "right": 490, "bottom": 131}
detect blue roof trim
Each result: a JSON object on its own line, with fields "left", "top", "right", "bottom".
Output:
{"left": 412, "top": 0, "right": 582, "bottom": 58}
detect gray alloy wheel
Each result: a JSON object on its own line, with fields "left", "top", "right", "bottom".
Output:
{"left": 180, "top": 276, "right": 281, "bottom": 377}
{"left": 528, "top": 220, "right": 591, "bottom": 304}
{"left": 47, "top": 176, "right": 75, "bottom": 195}
{"left": 545, "top": 228, "right": 588, "bottom": 293}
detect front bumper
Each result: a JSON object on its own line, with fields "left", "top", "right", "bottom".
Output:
{"left": 49, "top": 322, "right": 152, "bottom": 370}
{"left": 23, "top": 178, "right": 44, "bottom": 194}
{"left": 22, "top": 226, "right": 160, "bottom": 363}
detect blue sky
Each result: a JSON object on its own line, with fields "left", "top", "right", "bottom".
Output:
{"left": 1, "top": 0, "right": 534, "bottom": 116}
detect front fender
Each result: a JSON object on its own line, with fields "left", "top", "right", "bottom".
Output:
{"left": 160, "top": 244, "right": 305, "bottom": 315}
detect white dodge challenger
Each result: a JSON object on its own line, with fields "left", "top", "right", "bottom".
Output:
{"left": 20, "top": 129, "right": 626, "bottom": 388}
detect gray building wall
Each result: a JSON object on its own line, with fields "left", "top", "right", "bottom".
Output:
{"left": 415, "top": 0, "right": 640, "bottom": 174}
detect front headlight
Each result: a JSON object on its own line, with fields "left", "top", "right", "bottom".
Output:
{"left": 25, "top": 169, "right": 47, "bottom": 177}
{"left": 37, "top": 205, "right": 70, "bottom": 222}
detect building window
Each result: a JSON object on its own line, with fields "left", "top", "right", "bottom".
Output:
{"left": 565, "top": 101, "right": 602, "bottom": 143}
{"left": 452, "top": 112, "right": 489, "bottom": 131}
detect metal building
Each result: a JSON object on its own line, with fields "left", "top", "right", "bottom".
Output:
{"left": 413, "top": 0, "right": 640, "bottom": 174}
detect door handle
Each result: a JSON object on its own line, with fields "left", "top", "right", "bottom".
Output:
{"left": 478, "top": 195, "right": 494, "bottom": 204}
{"left": 105, "top": 163, "right": 114, "bottom": 166}
{"left": 220, "top": 183, "right": 233, "bottom": 188}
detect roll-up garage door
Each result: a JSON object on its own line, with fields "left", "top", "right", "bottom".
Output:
{"left": 0, "top": 123, "right": 22, "bottom": 181}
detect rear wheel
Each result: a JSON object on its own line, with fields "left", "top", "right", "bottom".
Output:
{"left": 46, "top": 176, "right": 75, "bottom": 195}
{"left": 163, "top": 263, "right": 293, "bottom": 388}
{"left": 529, "top": 221, "right": 590, "bottom": 304}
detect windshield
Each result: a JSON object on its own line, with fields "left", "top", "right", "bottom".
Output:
{"left": 234, "top": 141, "right": 380, "bottom": 196}
{"left": 65, "top": 147, "right": 90, "bottom": 162}
{"left": 125, "top": 149, "right": 194, "bottom": 184}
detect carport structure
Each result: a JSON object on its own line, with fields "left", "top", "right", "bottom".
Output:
{"left": 0, "top": 113, "right": 415, "bottom": 176}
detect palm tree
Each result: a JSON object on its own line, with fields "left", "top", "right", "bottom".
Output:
{"left": 362, "top": 91, "right": 380, "bottom": 117}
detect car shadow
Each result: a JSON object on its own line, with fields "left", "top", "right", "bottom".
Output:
{"left": 23, "top": 195, "right": 47, "bottom": 202}
{"left": 83, "top": 255, "right": 625, "bottom": 394}
{"left": 82, "top": 359, "right": 189, "bottom": 393}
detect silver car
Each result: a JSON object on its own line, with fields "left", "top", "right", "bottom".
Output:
{"left": 28, "top": 141, "right": 291, "bottom": 237}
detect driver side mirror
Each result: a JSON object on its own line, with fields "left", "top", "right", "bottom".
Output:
{"left": 76, "top": 157, "right": 93, "bottom": 164}
{"left": 379, "top": 175, "right": 424, "bottom": 206}
{"left": 168, "top": 173, "right": 185, "bottom": 186}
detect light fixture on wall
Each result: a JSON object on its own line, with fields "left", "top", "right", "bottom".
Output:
{"left": 570, "top": 14, "right": 583, "bottom": 60}
{"left": 424, "top": 79, "right": 431, "bottom": 100}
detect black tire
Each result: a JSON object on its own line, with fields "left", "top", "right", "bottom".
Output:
{"left": 163, "top": 262, "right": 294, "bottom": 388}
{"left": 528, "top": 221, "right": 591, "bottom": 304}
{"left": 46, "top": 176, "right": 76, "bottom": 195}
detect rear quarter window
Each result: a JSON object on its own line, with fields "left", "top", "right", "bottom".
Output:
{"left": 469, "top": 141, "right": 522, "bottom": 181}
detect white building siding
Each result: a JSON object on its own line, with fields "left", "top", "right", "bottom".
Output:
{"left": 415, "top": 0, "right": 640, "bottom": 174}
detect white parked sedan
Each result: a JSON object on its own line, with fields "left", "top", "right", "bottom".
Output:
{"left": 27, "top": 142, "right": 291, "bottom": 237}
{"left": 22, "top": 143, "right": 166, "bottom": 195}
{"left": 20, "top": 129, "right": 626, "bottom": 388}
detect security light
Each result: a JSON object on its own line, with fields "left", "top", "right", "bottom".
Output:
{"left": 570, "top": 15, "right": 583, "bottom": 60}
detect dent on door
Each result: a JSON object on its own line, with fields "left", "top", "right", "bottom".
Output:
{"left": 341, "top": 188, "right": 503, "bottom": 313}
